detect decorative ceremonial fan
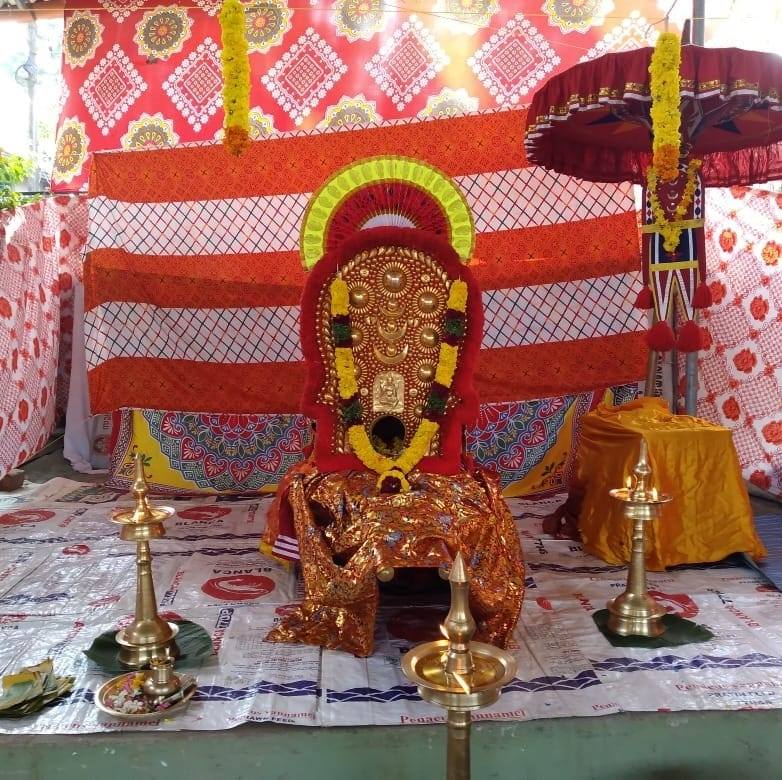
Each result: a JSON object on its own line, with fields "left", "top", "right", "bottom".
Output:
{"left": 300, "top": 155, "right": 475, "bottom": 269}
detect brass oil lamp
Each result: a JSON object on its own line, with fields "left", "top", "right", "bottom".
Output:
{"left": 607, "top": 439, "right": 672, "bottom": 637}
{"left": 402, "top": 552, "right": 516, "bottom": 780}
{"left": 111, "top": 452, "right": 179, "bottom": 668}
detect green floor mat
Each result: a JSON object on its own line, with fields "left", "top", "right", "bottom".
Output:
{"left": 592, "top": 609, "right": 714, "bottom": 648}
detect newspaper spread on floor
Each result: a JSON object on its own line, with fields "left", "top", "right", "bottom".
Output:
{"left": 1, "top": 478, "right": 780, "bottom": 734}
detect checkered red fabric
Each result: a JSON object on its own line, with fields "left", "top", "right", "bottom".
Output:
{"left": 84, "top": 109, "right": 646, "bottom": 415}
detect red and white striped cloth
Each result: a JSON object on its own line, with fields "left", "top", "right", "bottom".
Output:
{"left": 83, "top": 110, "right": 647, "bottom": 418}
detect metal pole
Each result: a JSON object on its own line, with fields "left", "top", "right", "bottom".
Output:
{"left": 684, "top": 336, "right": 699, "bottom": 414}
{"left": 671, "top": 345, "right": 680, "bottom": 413}
{"left": 26, "top": 21, "right": 38, "bottom": 163}
{"left": 692, "top": 0, "right": 706, "bottom": 46}
{"left": 684, "top": 0, "right": 705, "bottom": 415}
{"left": 645, "top": 348, "right": 658, "bottom": 396}
{"left": 446, "top": 710, "right": 470, "bottom": 780}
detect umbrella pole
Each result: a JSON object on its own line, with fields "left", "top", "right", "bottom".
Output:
{"left": 682, "top": 0, "right": 705, "bottom": 416}
{"left": 645, "top": 350, "right": 658, "bottom": 395}
{"left": 692, "top": 0, "right": 706, "bottom": 46}
{"left": 684, "top": 351, "right": 698, "bottom": 414}
{"left": 645, "top": 340, "right": 658, "bottom": 396}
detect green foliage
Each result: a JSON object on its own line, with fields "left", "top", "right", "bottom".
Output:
{"left": 0, "top": 149, "right": 37, "bottom": 210}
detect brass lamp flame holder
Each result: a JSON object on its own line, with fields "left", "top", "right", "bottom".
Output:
{"left": 606, "top": 439, "right": 672, "bottom": 638}
{"left": 402, "top": 552, "right": 516, "bottom": 780}
{"left": 112, "top": 452, "right": 179, "bottom": 668}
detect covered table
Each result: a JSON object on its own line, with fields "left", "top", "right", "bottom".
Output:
{"left": 573, "top": 397, "right": 766, "bottom": 570}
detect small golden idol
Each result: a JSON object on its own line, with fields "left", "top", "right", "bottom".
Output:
{"left": 607, "top": 439, "right": 672, "bottom": 637}
{"left": 111, "top": 452, "right": 179, "bottom": 668}
{"left": 402, "top": 552, "right": 516, "bottom": 780}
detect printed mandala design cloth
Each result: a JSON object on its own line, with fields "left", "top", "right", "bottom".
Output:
{"left": 108, "top": 409, "right": 314, "bottom": 494}
{"left": 54, "top": 0, "right": 669, "bottom": 190}
{"left": 697, "top": 186, "right": 782, "bottom": 498}
{"left": 106, "top": 384, "right": 641, "bottom": 496}
{"left": 0, "top": 196, "right": 87, "bottom": 480}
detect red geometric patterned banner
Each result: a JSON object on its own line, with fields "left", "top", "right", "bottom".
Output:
{"left": 53, "top": 0, "right": 669, "bottom": 190}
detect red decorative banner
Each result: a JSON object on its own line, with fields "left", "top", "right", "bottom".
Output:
{"left": 54, "top": 0, "right": 668, "bottom": 190}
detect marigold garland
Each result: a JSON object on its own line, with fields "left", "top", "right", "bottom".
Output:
{"left": 334, "top": 348, "right": 358, "bottom": 398}
{"left": 220, "top": 0, "right": 250, "bottom": 156}
{"left": 331, "top": 276, "right": 468, "bottom": 492}
{"left": 649, "top": 32, "right": 682, "bottom": 183}
{"left": 434, "top": 343, "right": 459, "bottom": 386}
{"left": 648, "top": 158, "right": 702, "bottom": 253}
{"left": 330, "top": 276, "right": 350, "bottom": 315}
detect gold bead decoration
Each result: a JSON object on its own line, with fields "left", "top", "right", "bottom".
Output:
{"left": 383, "top": 267, "right": 406, "bottom": 293}
{"left": 351, "top": 327, "right": 363, "bottom": 346}
{"left": 418, "top": 363, "right": 435, "bottom": 381}
{"left": 350, "top": 286, "right": 369, "bottom": 308}
{"left": 420, "top": 327, "right": 439, "bottom": 348}
{"left": 418, "top": 290, "right": 439, "bottom": 313}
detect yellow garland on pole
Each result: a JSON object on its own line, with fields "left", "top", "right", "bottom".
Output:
{"left": 330, "top": 276, "right": 468, "bottom": 491}
{"left": 647, "top": 158, "right": 702, "bottom": 253}
{"left": 220, "top": 0, "right": 250, "bottom": 156}
{"left": 649, "top": 32, "right": 682, "bottom": 183}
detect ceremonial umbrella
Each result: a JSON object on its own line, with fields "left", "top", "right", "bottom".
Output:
{"left": 524, "top": 42, "right": 782, "bottom": 410}
{"left": 525, "top": 45, "right": 782, "bottom": 187}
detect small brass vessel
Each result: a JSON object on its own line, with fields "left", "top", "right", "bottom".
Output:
{"left": 112, "top": 452, "right": 179, "bottom": 668}
{"left": 402, "top": 552, "right": 516, "bottom": 780}
{"left": 607, "top": 439, "right": 672, "bottom": 637}
{"left": 142, "top": 657, "right": 181, "bottom": 701}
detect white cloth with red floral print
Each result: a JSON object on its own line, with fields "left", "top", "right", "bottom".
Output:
{"left": 0, "top": 196, "right": 86, "bottom": 480}
{"left": 698, "top": 186, "right": 782, "bottom": 497}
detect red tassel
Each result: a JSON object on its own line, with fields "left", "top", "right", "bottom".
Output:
{"left": 646, "top": 320, "right": 676, "bottom": 352}
{"left": 676, "top": 319, "right": 703, "bottom": 353}
{"left": 692, "top": 281, "right": 712, "bottom": 309}
{"left": 633, "top": 286, "right": 654, "bottom": 310}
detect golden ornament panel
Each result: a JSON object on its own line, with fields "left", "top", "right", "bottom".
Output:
{"left": 316, "top": 245, "right": 463, "bottom": 456}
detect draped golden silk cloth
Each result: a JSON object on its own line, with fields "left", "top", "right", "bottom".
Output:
{"left": 265, "top": 464, "right": 524, "bottom": 657}
{"left": 575, "top": 398, "right": 766, "bottom": 570}
{"left": 263, "top": 227, "right": 525, "bottom": 656}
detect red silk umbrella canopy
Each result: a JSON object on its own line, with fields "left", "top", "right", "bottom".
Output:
{"left": 525, "top": 44, "right": 782, "bottom": 187}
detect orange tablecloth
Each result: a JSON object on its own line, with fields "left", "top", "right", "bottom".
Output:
{"left": 574, "top": 397, "right": 766, "bottom": 570}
